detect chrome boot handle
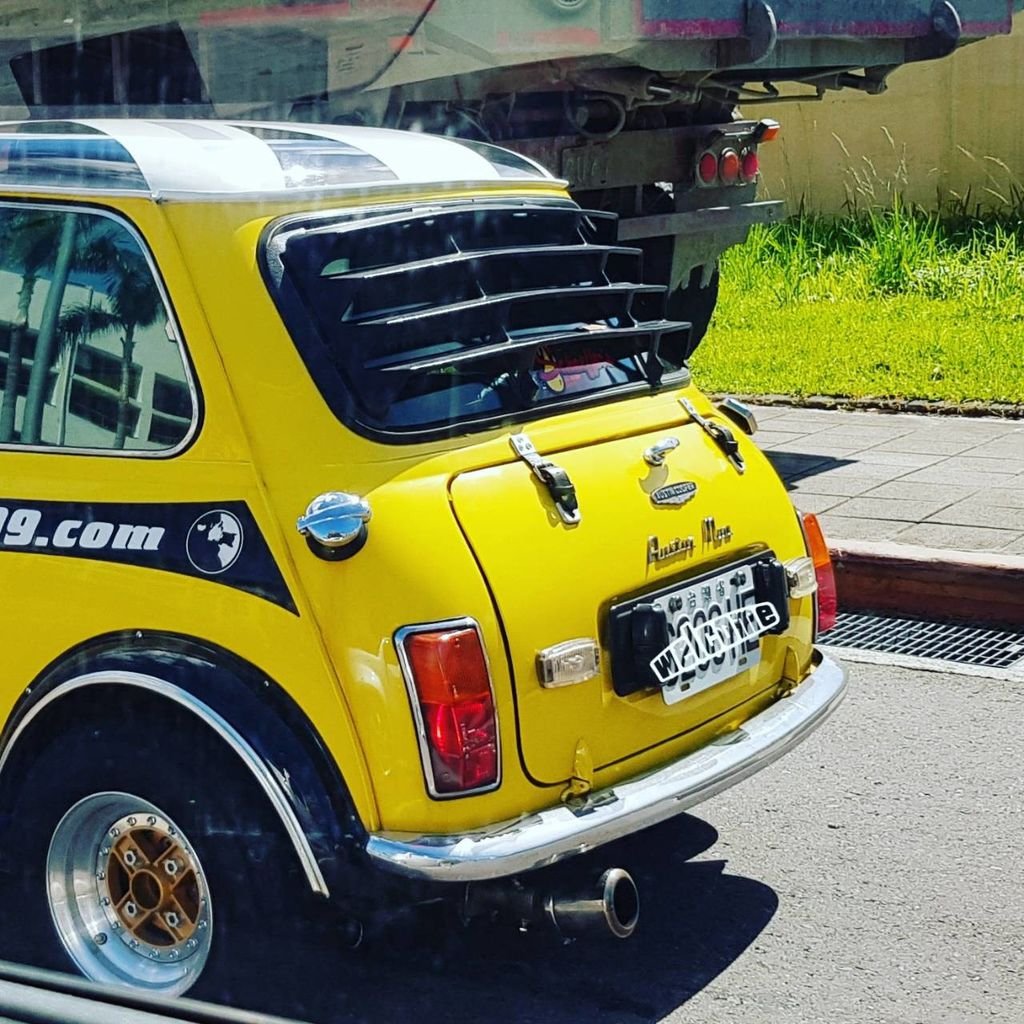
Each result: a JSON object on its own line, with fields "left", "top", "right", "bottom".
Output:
{"left": 297, "top": 492, "right": 371, "bottom": 561}
{"left": 643, "top": 437, "right": 680, "bottom": 467}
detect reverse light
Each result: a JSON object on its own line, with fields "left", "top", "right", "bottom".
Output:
{"left": 801, "top": 513, "right": 837, "bottom": 634}
{"left": 399, "top": 622, "right": 499, "bottom": 796}
{"left": 719, "top": 149, "right": 741, "bottom": 184}
{"left": 697, "top": 151, "right": 719, "bottom": 185}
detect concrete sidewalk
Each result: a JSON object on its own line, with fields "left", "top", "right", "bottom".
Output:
{"left": 752, "top": 405, "right": 1024, "bottom": 555}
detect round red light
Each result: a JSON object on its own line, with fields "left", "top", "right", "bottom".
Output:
{"left": 741, "top": 149, "right": 759, "bottom": 183}
{"left": 697, "top": 151, "right": 718, "bottom": 185}
{"left": 719, "top": 149, "right": 740, "bottom": 184}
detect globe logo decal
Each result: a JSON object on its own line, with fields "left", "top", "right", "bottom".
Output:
{"left": 186, "top": 510, "right": 244, "bottom": 575}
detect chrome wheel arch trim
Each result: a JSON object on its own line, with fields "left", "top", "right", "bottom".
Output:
{"left": 0, "top": 670, "right": 330, "bottom": 898}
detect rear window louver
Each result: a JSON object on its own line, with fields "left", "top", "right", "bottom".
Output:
{"left": 268, "top": 202, "right": 692, "bottom": 435}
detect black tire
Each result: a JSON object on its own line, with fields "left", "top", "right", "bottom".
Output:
{"left": 666, "top": 264, "right": 721, "bottom": 361}
{"left": 0, "top": 694, "right": 325, "bottom": 1010}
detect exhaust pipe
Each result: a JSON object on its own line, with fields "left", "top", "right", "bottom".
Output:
{"left": 546, "top": 867, "right": 640, "bottom": 939}
{"left": 465, "top": 867, "right": 640, "bottom": 940}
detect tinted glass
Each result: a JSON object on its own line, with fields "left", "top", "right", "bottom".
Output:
{"left": 263, "top": 201, "right": 690, "bottom": 440}
{"left": 0, "top": 205, "right": 194, "bottom": 452}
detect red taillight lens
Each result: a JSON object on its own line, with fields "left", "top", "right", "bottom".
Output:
{"left": 741, "top": 149, "right": 759, "bottom": 183}
{"left": 697, "top": 151, "right": 719, "bottom": 184}
{"left": 801, "top": 513, "right": 837, "bottom": 634}
{"left": 402, "top": 626, "right": 498, "bottom": 794}
{"left": 719, "top": 149, "right": 740, "bottom": 184}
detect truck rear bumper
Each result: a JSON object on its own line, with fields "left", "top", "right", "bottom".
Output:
{"left": 365, "top": 651, "right": 847, "bottom": 881}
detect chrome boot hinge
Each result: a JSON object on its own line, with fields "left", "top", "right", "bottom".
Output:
{"left": 680, "top": 397, "right": 746, "bottom": 474}
{"left": 510, "top": 433, "right": 581, "bottom": 525}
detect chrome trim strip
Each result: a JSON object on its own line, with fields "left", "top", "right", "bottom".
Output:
{"left": 366, "top": 652, "right": 847, "bottom": 881}
{"left": 0, "top": 671, "right": 329, "bottom": 897}
{"left": 394, "top": 617, "right": 502, "bottom": 800}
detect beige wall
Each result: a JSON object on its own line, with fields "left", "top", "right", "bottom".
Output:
{"left": 752, "top": 17, "right": 1024, "bottom": 215}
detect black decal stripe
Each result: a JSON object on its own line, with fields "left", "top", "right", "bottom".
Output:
{"left": 0, "top": 498, "right": 297, "bottom": 614}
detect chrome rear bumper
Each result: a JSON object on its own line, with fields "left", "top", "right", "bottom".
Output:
{"left": 366, "top": 652, "right": 847, "bottom": 881}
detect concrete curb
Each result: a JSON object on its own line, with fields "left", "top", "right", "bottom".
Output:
{"left": 829, "top": 540, "right": 1024, "bottom": 629}
{"left": 716, "top": 393, "right": 1024, "bottom": 419}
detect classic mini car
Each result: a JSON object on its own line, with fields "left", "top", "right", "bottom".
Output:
{"left": 0, "top": 120, "right": 845, "bottom": 999}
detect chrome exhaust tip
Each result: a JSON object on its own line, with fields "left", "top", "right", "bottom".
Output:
{"left": 546, "top": 867, "right": 640, "bottom": 940}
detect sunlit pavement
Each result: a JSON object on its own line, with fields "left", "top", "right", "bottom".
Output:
{"left": 752, "top": 405, "right": 1024, "bottom": 555}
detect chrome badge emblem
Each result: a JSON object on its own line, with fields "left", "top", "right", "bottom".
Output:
{"left": 651, "top": 481, "right": 697, "bottom": 507}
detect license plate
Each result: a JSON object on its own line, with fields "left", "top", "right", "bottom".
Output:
{"left": 647, "top": 564, "right": 780, "bottom": 705}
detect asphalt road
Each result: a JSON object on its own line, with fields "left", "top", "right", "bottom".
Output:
{"left": 5, "top": 661, "right": 1021, "bottom": 1023}
{"left": 254, "top": 660, "right": 1022, "bottom": 1024}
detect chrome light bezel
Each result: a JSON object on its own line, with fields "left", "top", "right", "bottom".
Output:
{"left": 394, "top": 616, "right": 502, "bottom": 800}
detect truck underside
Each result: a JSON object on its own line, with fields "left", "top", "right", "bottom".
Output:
{"left": 0, "top": 0, "right": 1019, "bottom": 345}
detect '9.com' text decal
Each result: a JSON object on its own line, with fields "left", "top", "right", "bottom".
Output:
{"left": 0, "top": 506, "right": 163, "bottom": 553}
{"left": 0, "top": 497, "right": 294, "bottom": 612}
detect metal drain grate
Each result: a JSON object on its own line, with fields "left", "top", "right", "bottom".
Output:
{"left": 821, "top": 612, "right": 1024, "bottom": 669}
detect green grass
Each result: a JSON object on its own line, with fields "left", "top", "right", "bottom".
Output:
{"left": 690, "top": 202, "right": 1024, "bottom": 405}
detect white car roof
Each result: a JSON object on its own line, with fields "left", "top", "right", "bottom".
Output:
{"left": 0, "top": 119, "right": 556, "bottom": 199}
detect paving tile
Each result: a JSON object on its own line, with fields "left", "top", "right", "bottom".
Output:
{"left": 959, "top": 436, "right": 1024, "bottom": 460}
{"left": 747, "top": 405, "right": 790, "bottom": 420}
{"left": 808, "top": 427, "right": 916, "bottom": 445}
{"left": 925, "top": 498, "right": 1024, "bottom": 531}
{"left": 860, "top": 481, "right": 978, "bottom": 504}
{"left": 998, "top": 535, "right": 1024, "bottom": 555}
{"left": 828, "top": 496, "right": 957, "bottom": 522}
{"left": 790, "top": 475, "right": 894, "bottom": 497}
{"left": 985, "top": 488, "right": 1024, "bottom": 510}
{"left": 769, "top": 441, "right": 868, "bottom": 458}
{"left": 818, "top": 514, "right": 909, "bottom": 542}
{"left": 811, "top": 462, "right": 913, "bottom": 483}
{"left": 868, "top": 436, "right": 981, "bottom": 456}
{"left": 789, "top": 492, "right": 848, "bottom": 515}
{"left": 767, "top": 408, "right": 856, "bottom": 425}
{"left": 898, "top": 467, "right": 1019, "bottom": 489}
{"left": 849, "top": 450, "right": 947, "bottom": 469}
{"left": 917, "top": 455, "right": 1024, "bottom": 477}
{"left": 766, "top": 451, "right": 835, "bottom": 469}
{"left": 891, "top": 522, "right": 1022, "bottom": 552}
{"left": 754, "top": 430, "right": 810, "bottom": 450}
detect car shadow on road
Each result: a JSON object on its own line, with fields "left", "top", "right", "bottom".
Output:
{"left": 765, "top": 450, "right": 856, "bottom": 487}
{"left": 281, "top": 813, "right": 779, "bottom": 1024}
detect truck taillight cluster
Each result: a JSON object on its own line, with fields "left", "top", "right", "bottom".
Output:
{"left": 696, "top": 118, "right": 778, "bottom": 188}
{"left": 399, "top": 622, "right": 499, "bottom": 796}
{"left": 801, "top": 512, "right": 837, "bottom": 634}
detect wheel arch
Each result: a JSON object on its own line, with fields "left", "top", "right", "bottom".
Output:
{"left": 0, "top": 631, "right": 369, "bottom": 901}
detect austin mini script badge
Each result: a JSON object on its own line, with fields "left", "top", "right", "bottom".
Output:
{"left": 651, "top": 481, "right": 697, "bottom": 507}
{"left": 647, "top": 534, "right": 696, "bottom": 565}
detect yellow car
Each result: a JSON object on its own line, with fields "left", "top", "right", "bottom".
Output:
{"left": 0, "top": 119, "right": 845, "bottom": 999}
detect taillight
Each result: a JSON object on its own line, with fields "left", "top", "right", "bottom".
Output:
{"left": 741, "top": 149, "right": 759, "bottom": 183}
{"left": 719, "top": 148, "right": 740, "bottom": 185}
{"left": 399, "top": 622, "right": 499, "bottom": 796}
{"left": 801, "top": 512, "right": 837, "bottom": 634}
{"left": 697, "top": 151, "right": 718, "bottom": 185}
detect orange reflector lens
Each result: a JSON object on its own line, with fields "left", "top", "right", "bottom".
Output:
{"left": 757, "top": 118, "right": 780, "bottom": 142}
{"left": 801, "top": 513, "right": 837, "bottom": 634}
{"left": 402, "top": 627, "right": 498, "bottom": 794}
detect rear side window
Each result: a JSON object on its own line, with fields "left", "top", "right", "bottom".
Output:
{"left": 0, "top": 204, "right": 195, "bottom": 453}
{"left": 262, "top": 201, "right": 691, "bottom": 441}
